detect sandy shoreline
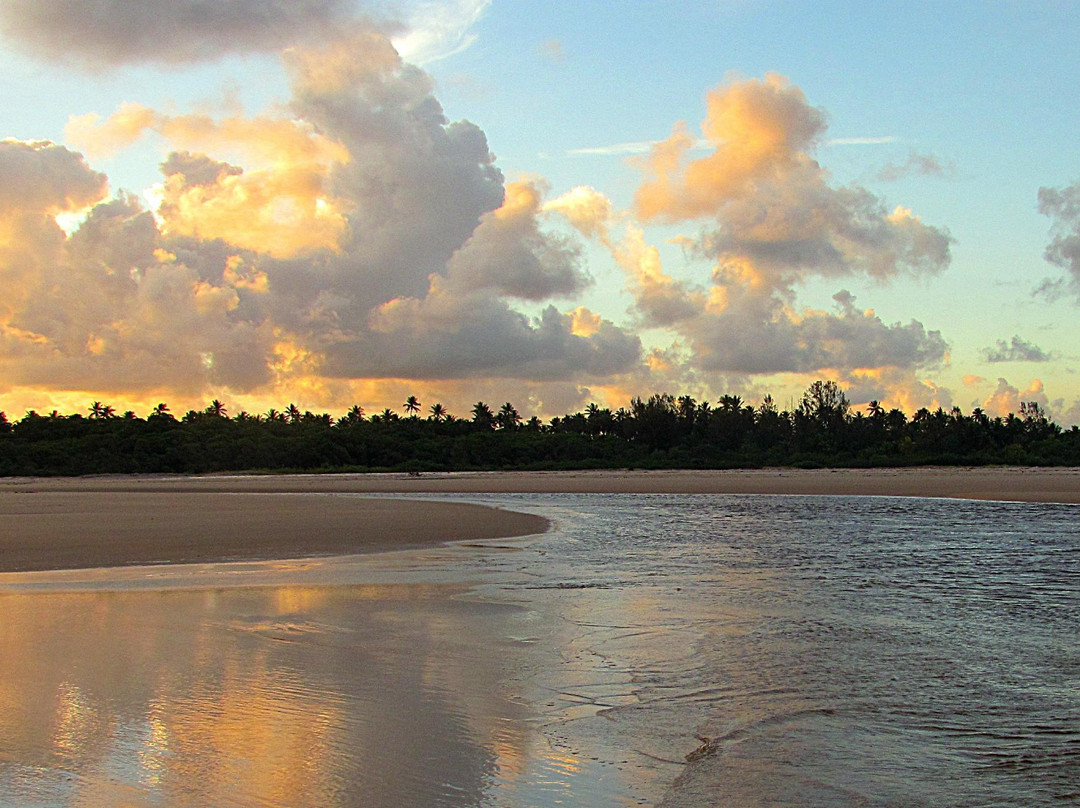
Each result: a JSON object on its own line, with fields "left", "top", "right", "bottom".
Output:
{"left": 0, "top": 493, "right": 549, "bottom": 573}
{"left": 1, "top": 467, "right": 1076, "bottom": 573}
{"left": 4, "top": 465, "right": 1078, "bottom": 500}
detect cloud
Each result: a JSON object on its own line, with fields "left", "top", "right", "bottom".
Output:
{"left": 568, "top": 138, "right": 712, "bottom": 158}
{"left": 0, "top": 27, "right": 643, "bottom": 402}
{"left": 1038, "top": 180, "right": 1080, "bottom": 299}
{"left": 564, "top": 76, "right": 953, "bottom": 379}
{"left": 0, "top": 0, "right": 365, "bottom": 68}
{"left": 982, "top": 377, "right": 1048, "bottom": 418}
{"left": 0, "top": 139, "right": 107, "bottom": 212}
{"left": 359, "top": 286, "right": 640, "bottom": 380}
{"left": 842, "top": 367, "right": 953, "bottom": 413}
{"left": 444, "top": 179, "right": 590, "bottom": 300}
{"left": 391, "top": 0, "right": 490, "bottom": 65}
{"left": 64, "top": 103, "right": 158, "bottom": 159}
{"left": 682, "top": 290, "right": 948, "bottom": 374}
{"left": 826, "top": 136, "right": 899, "bottom": 146}
{"left": 67, "top": 102, "right": 356, "bottom": 258}
{"left": 635, "top": 75, "right": 952, "bottom": 290}
{"left": 981, "top": 335, "right": 1052, "bottom": 363}
{"left": 543, "top": 185, "right": 613, "bottom": 243}
{"left": 635, "top": 74, "right": 829, "bottom": 222}
{"left": 0, "top": 140, "right": 109, "bottom": 320}
{"left": 875, "top": 151, "right": 952, "bottom": 182}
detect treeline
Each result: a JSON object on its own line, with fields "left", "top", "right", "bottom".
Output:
{"left": 1, "top": 381, "right": 1077, "bottom": 477}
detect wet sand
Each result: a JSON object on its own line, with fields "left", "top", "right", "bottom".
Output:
{"left": 0, "top": 492, "right": 549, "bottom": 573}
{"left": 0, "top": 467, "right": 1076, "bottom": 572}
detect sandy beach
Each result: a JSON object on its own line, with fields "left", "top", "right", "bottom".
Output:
{"left": 0, "top": 491, "right": 549, "bottom": 573}
{"left": 0, "top": 467, "right": 1076, "bottom": 573}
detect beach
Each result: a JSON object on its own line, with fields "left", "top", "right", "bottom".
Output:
{"left": 0, "top": 467, "right": 1077, "bottom": 573}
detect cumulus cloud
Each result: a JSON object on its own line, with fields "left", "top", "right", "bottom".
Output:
{"left": 0, "top": 0, "right": 366, "bottom": 68}
{"left": 445, "top": 179, "right": 590, "bottom": 300}
{"left": 558, "top": 77, "right": 953, "bottom": 380}
{"left": 0, "top": 140, "right": 108, "bottom": 320}
{"left": 682, "top": 290, "right": 948, "bottom": 374}
{"left": 359, "top": 286, "right": 639, "bottom": 380}
{"left": 1038, "top": 180, "right": 1080, "bottom": 299}
{"left": 843, "top": 366, "right": 953, "bottom": 414}
{"left": 0, "top": 25, "right": 643, "bottom": 401}
{"left": 543, "top": 186, "right": 613, "bottom": 243}
{"left": 0, "top": 139, "right": 107, "bottom": 212}
{"left": 981, "top": 335, "right": 1052, "bottom": 363}
{"left": 635, "top": 75, "right": 952, "bottom": 290}
{"left": 0, "top": 5, "right": 960, "bottom": 416}
{"left": 982, "top": 377, "right": 1049, "bottom": 419}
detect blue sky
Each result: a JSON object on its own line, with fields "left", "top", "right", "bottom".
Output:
{"left": 0, "top": 0, "right": 1078, "bottom": 421}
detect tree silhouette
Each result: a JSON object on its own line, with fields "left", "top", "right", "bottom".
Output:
{"left": 205, "top": 399, "right": 228, "bottom": 418}
{"left": 403, "top": 396, "right": 421, "bottom": 417}
{"left": 341, "top": 404, "right": 365, "bottom": 424}
{"left": 471, "top": 401, "right": 494, "bottom": 430}
{"left": 88, "top": 401, "right": 115, "bottom": 420}
{"left": 0, "top": 379, "right": 1076, "bottom": 475}
{"left": 496, "top": 402, "right": 521, "bottom": 430}
{"left": 677, "top": 395, "right": 697, "bottom": 426}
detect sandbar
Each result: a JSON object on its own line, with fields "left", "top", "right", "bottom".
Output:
{"left": 1, "top": 467, "right": 1076, "bottom": 573}
{"left": 0, "top": 492, "right": 548, "bottom": 573}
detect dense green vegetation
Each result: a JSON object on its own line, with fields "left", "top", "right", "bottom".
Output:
{"left": 1, "top": 381, "right": 1076, "bottom": 476}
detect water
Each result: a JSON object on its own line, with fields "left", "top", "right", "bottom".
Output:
{"left": 0, "top": 493, "right": 1076, "bottom": 806}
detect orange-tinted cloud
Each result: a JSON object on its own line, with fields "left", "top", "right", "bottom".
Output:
{"left": 65, "top": 103, "right": 157, "bottom": 159}
{"left": 983, "top": 377, "right": 1048, "bottom": 418}
{"left": 636, "top": 74, "right": 825, "bottom": 222}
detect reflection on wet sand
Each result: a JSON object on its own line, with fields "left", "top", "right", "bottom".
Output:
{"left": 0, "top": 584, "right": 537, "bottom": 808}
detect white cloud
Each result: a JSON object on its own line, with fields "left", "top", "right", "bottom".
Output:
{"left": 390, "top": 0, "right": 491, "bottom": 65}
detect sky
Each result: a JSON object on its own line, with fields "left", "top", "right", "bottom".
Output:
{"left": 0, "top": 0, "right": 1079, "bottom": 423}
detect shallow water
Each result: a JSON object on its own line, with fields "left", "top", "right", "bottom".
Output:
{"left": 0, "top": 493, "right": 1077, "bottom": 807}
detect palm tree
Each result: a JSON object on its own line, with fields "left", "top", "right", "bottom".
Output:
{"left": 205, "top": 399, "right": 227, "bottom": 418}
{"left": 403, "top": 395, "right": 421, "bottom": 417}
{"left": 265, "top": 408, "right": 281, "bottom": 422}
{"left": 151, "top": 402, "right": 171, "bottom": 418}
{"left": 88, "top": 401, "right": 115, "bottom": 420}
{"left": 718, "top": 395, "right": 743, "bottom": 413}
{"left": 677, "top": 395, "right": 697, "bottom": 424}
{"left": 429, "top": 402, "right": 447, "bottom": 422}
{"left": 471, "top": 401, "right": 494, "bottom": 429}
{"left": 285, "top": 403, "right": 302, "bottom": 424}
{"left": 342, "top": 404, "right": 365, "bottom": 424}
{"left": 496, "top": 402, "right": 521, "bottom": 430}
